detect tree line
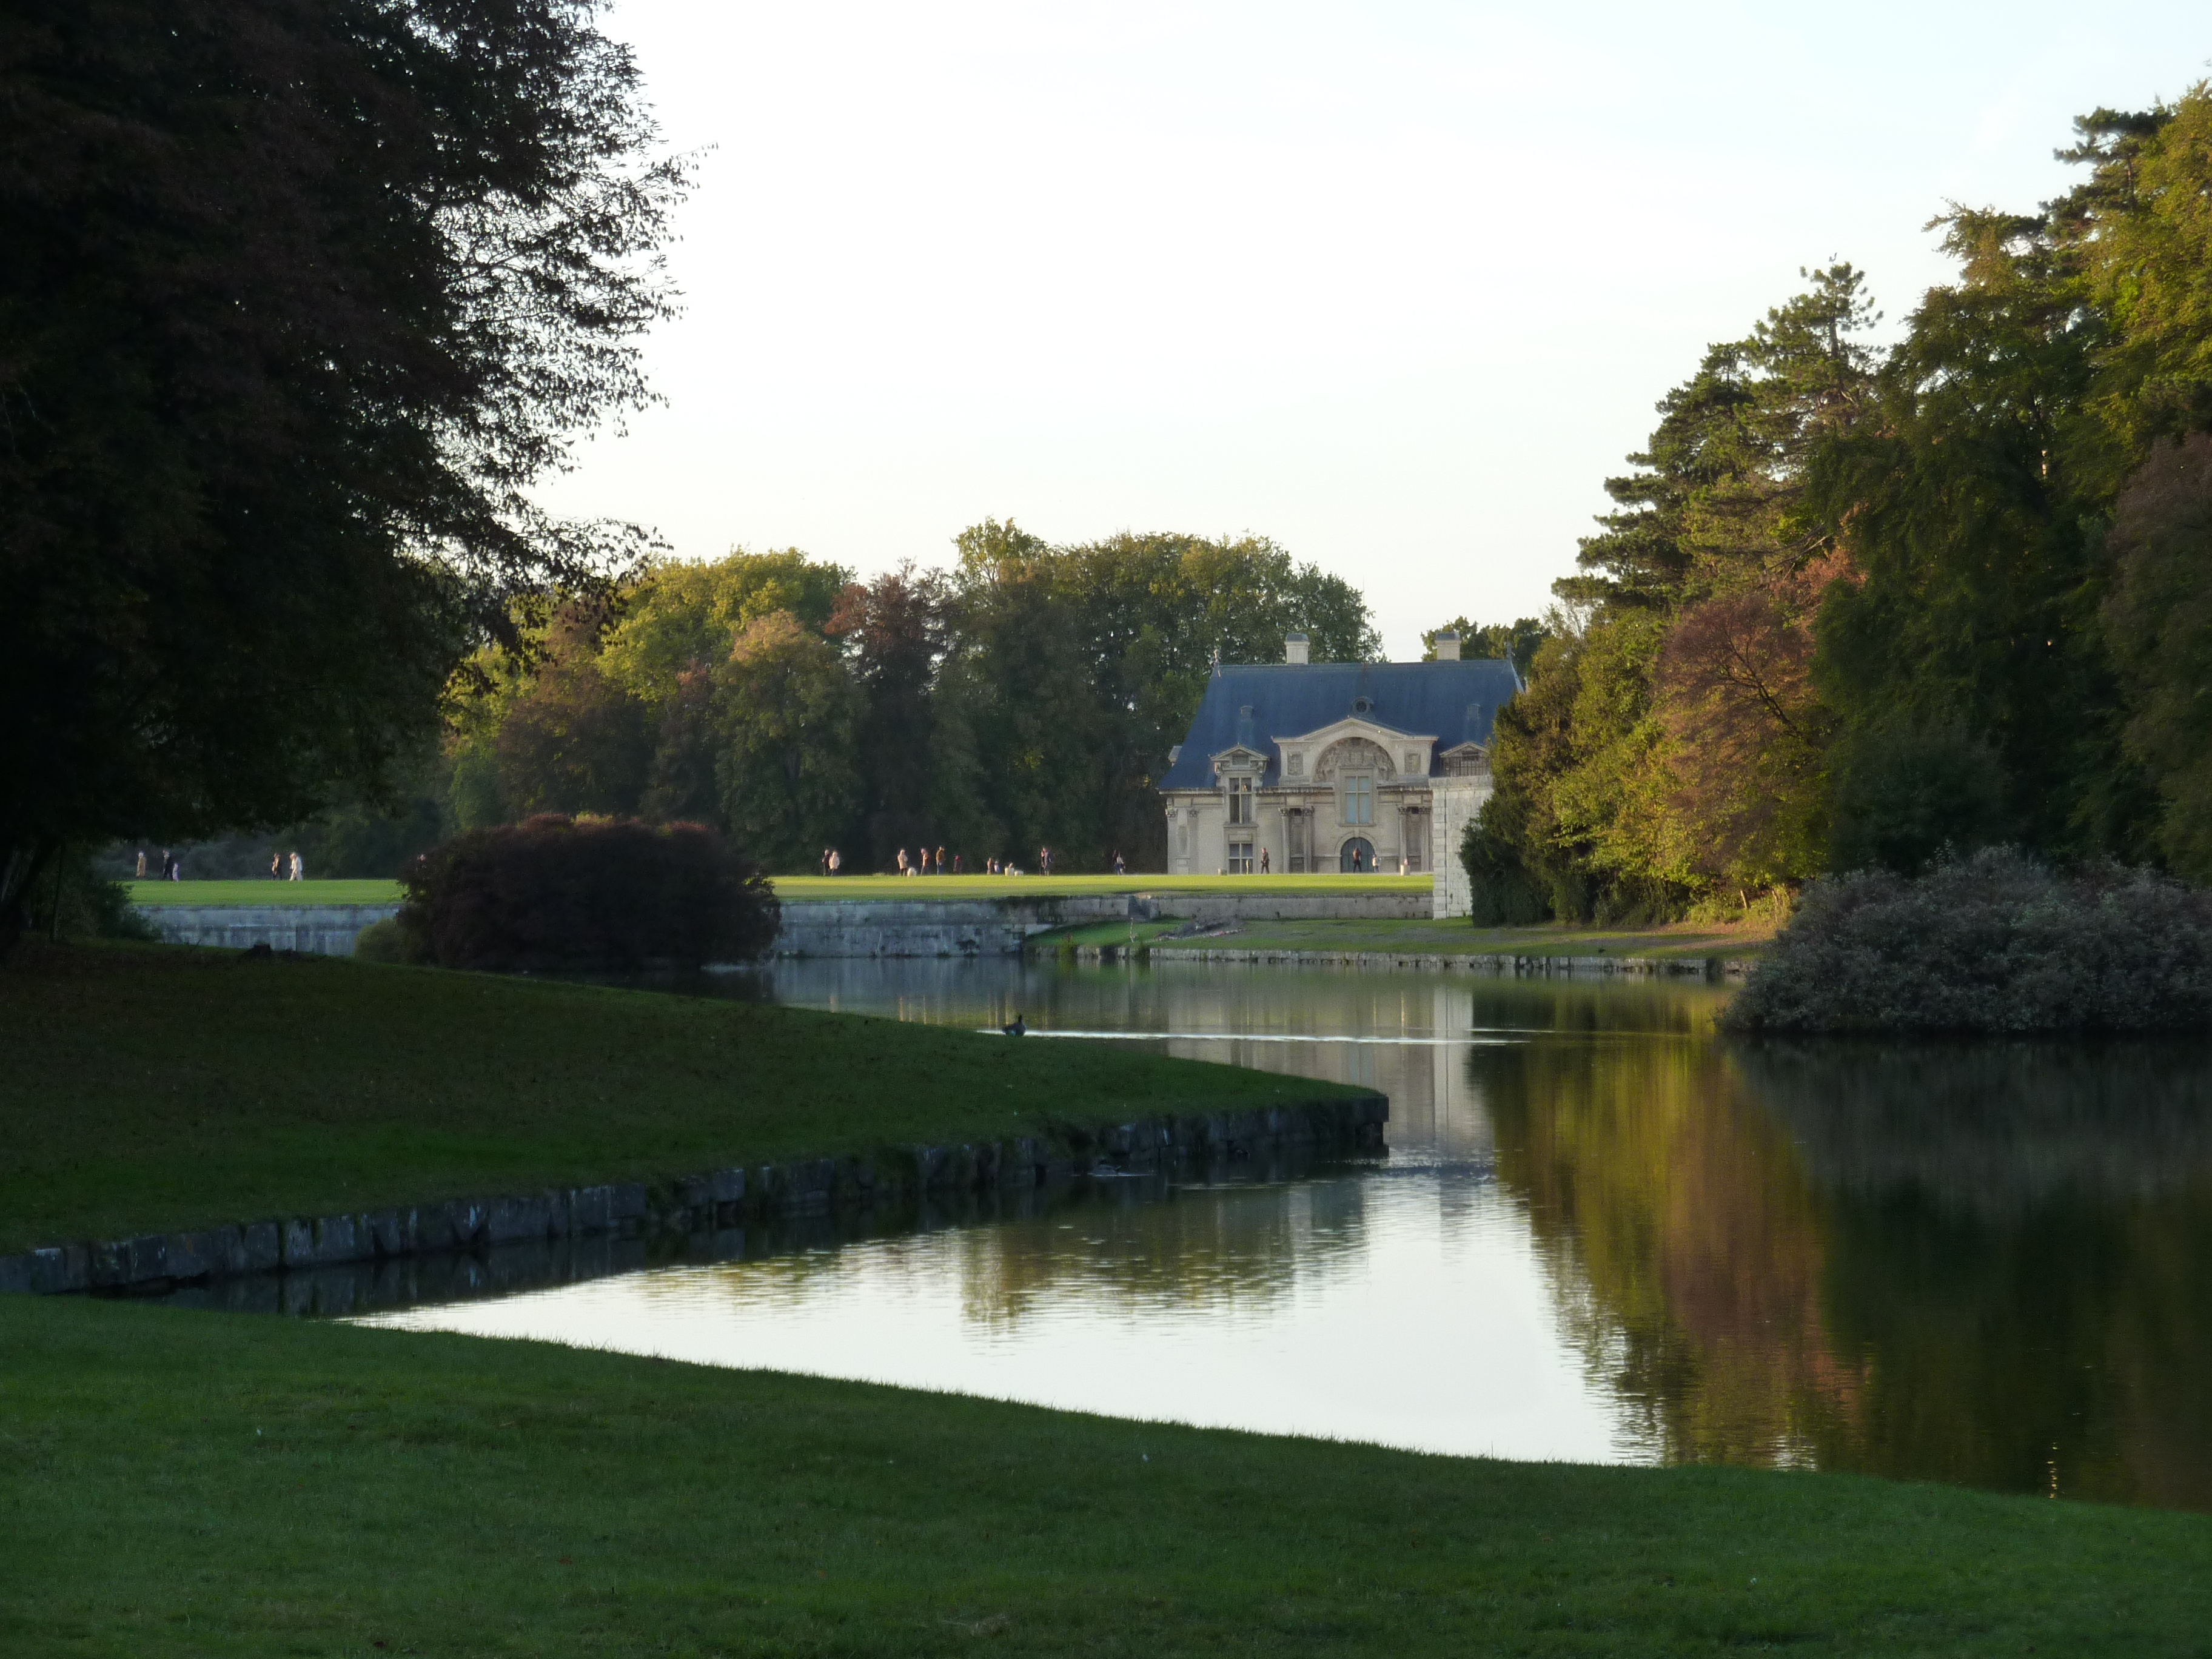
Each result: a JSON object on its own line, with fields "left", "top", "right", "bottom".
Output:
{"left": 216, "top": 525, "right": 1386, "bottom": 880}
{"left": 1468, "top": 87, "right": 2212, "bottom": 923}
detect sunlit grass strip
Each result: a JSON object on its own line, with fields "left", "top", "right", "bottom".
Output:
{"left": 126, "top": 879, "right": 408, "bottom": 907}
{"left": 4, "top": 1293, "right": 2207, "bottom": 1656}
{"left": 769, "top": 872, "right": 1432, "bottom": 899}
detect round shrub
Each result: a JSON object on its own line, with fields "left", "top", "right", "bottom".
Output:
{"left": 1724, "top": 846, "right": 2212, "bottom": 1034}
{"left": 397, "top": 816, "right": 780, "bottom": 971}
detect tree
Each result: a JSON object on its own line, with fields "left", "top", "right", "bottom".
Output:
{"left": 712, "top": 612, "right": 861, "bottom": 872}
{"left": 599, "top": 549, "right": 853, "bottom": 711}
{"left": 0, "top": 0, "right": 685, "bottom": 948}
{"left": 1422, "top": 617, "right": 1548, "bottom": 676}
{"left": 830, "top": 565, "right": 948, "bottom": 869}
{"left": 1480, "top": 267, "right": 1882, "bottom": 916}
{"left": 2102, "top": 434, "right": 2212, "bottom": 877}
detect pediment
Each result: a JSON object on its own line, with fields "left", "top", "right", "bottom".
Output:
{"left": 1208, "top": 743, "right": 1269, "bottom": 774}
{"left": 1281, "top": 716, "right": 1435, "bottom": 749}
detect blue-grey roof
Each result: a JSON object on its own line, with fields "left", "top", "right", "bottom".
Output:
{"left": 1160, "top": 659, "right": 1521, "bottom": 789}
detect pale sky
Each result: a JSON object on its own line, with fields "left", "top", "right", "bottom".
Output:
{"left": 537, "top": 2, "right": 2211, "bottom": 659}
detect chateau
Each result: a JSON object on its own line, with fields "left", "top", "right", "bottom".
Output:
{"left": 1158, "top": 631, "right": 1520, "bottom": 917}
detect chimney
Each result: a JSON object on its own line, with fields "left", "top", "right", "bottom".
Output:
{"left": 1236, "top": 705, "right": 1256, "bottom": 749}
{"left": 1284, "top": 631, "right": 1309, "bottom": 665}
{"left": 1433, "top": 630, "right": 1461, "bottom": 662}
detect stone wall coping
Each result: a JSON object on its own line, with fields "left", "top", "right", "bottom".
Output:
{"left": 0, "top": 1093, "right": 1387, "bottom": 1299}
{"left": 1118, "top": 946, "right": 1755, "bottom": 979}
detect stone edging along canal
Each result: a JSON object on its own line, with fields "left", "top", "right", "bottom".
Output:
{"left": 0, "top": 1094, "right": 1387, "bottom": 1299}
{"left": 1074, "top": 944, "right": 1758, "bottom": 979}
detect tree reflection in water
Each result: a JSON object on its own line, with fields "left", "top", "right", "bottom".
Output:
{"left": 1482, "top": 1030, "right": 2212, "bottom": 1509}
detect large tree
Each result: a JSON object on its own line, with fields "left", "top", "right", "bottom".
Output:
{"left": 0, "top": 0, "right": 685, "bottom": 945}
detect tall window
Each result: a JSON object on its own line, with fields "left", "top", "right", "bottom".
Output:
{"left": 1227, "top": 778, "right": 1254, "bottom": 825}
{"left": 1343, "top": 775, "right": 1373, "bottom": 826}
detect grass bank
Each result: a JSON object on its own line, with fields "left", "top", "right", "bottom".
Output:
{"left": 5, "top": 1292, "right": 2207, "bottom": 1657}
{"left": 0, "top": 943, "right": 1362, "bottom": 1256}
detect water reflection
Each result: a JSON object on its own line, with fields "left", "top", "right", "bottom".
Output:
{"left": 356, "top": 959, "right": 2212, "bottom": 1510}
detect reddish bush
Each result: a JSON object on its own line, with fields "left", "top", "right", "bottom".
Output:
{"left": 398, "top": 816, "right": 779, "bottom": 971}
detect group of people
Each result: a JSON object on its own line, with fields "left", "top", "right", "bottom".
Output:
{"left": 132, "top": 848, "right": 304, "bottom": 880}
{"left": 816, "top": 845, "right": 1080, "bottom": 877}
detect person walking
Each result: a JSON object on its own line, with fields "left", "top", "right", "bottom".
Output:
{"left": 270, "top": 851, "right": 283, "bottom": 880}
{"left": 289, "top": 851, "right": 304, "bottom": 881}
{"left": 936, "top": 844, "right": 947, "bottom": 876}
{"left": 1113, "top": 850, "right": 1125, "bottom": 876}
{"left": 897, "top": 848, "right": 911, "bottom": 876}
{"left": 828, "top": 848, "right": 842, "bottom": 875}
{"left": 1260, "top": 847, "right": 1271, "bottom": 874}
{"left": 135, "top": 850, "right": 146, "bottom": 879}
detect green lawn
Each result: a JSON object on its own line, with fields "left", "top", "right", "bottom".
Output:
{"left": 127, "top": 878, "right": 406, "bottom": 907}
{"left": 4, "top": 1292, "right": 2206, "bottom": 1656}
{"left": 1151, "top": 916, "right": 1777, "bottom": 961}
{"left": 770, "top": 871, "right": 1431, "bottom": 900}
{"left": 0, "top": 943, "right": 1362, "bottom": 1256}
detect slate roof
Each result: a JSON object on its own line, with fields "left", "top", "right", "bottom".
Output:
{"left": 1159, "top": 659, "right": 1523, "bottom": 790}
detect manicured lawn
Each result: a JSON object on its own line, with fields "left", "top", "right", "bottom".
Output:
{"left": 4, "top": 1291, "right": 2207, "bottom": 1657}
{"left": 127, "top": 878, "right": 406, "bottom": 907}
{"left": 1152, "top": 916, "right": 1777, "bottom": 961}
{"left": 0, "top": 943, "right": 1364, "bottom": 1256}
{"left": 771, "top": 871, "right": 1432, "bottom": 899}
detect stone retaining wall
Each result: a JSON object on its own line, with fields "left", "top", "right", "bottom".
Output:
{"left": 0, "top": 1093, "right": 1387, "bottom": 1299}
{"left": 774, "top": 890, "right": 1428, "bottom": 957}
{"left": 158, "top": 1137, "right": 1348, "bottom": 1319}
{"left": 137, "top": 891, "right": 1433, "bottom": 961}
{"left": 138, "top": 903, "right": 403, "bottom": 956}
{"left": 1094, "top": 945, "right": 1755, "bottom": 979}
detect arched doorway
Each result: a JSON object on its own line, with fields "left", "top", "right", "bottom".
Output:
{"left": 1339, "top": 837, "right": 1375, "bottom": 873}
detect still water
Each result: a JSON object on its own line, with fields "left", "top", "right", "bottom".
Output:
{"left": 361, "top": 960, "right": 2212, "bottom": 1510}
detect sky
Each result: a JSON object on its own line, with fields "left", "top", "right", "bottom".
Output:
{"left": 537, "top": 2, "right": 2212, "bottom": 660}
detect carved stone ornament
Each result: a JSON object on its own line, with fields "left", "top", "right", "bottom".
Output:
{"left": 1315, "top": 736, "right": 1395, "bottom": 782}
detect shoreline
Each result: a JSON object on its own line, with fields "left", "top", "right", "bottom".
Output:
{"left": 0, "top": 1094, "right": 1385, "bottom": 1300}
{"left": 1085, "top": 942, "right": 1757, "bottom": 977}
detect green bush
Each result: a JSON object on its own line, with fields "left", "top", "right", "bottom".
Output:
{"left": 350, "top": 917, "right": 418, "bottom": 964}
{"left": 397, "top": 815, "right": 779, "bottom": 971}
{"left": 1458, "top": 802, "right": 1549, "bottom": 926}
{"left": 1725, "top": 846, "right": 2212, "bottom": 1034}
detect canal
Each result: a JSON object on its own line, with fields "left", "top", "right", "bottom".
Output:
{"left": 359, "top": 957, "right": 2212, "bottom": 1510}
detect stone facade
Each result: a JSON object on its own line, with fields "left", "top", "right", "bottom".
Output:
{"left": 1157, "top": 635, "right": 1517, "bottom": 903}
